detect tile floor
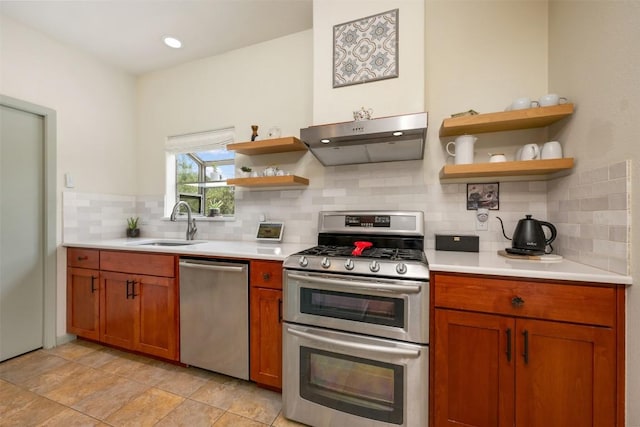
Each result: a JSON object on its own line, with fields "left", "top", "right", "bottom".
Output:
{"left": 0, "top": 340, "right": 306, "bottom": 426}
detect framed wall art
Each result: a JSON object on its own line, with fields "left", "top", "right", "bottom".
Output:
{"left": 467, "top": 182, "right": 500, "bottom": 210}
{"left": 333, "top": 9, "right": 399, "bottom": 88}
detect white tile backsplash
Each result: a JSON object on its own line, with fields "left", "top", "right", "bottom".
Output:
{"left": 62, "top": 159, "right": 631, "bottom": 275}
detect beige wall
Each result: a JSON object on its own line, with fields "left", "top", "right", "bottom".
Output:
{"left": 135, "top": 30, "right": 313, "bottom": 195}
{"left": 312, "top": 0, "right": 425, "bottom": 124}
{"left": 548, "top": 2, "right": 640, "bottom": 424}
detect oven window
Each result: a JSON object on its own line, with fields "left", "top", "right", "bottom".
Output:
{"left": 300, "top": 288, "right": 404, "bottom": 328}
{"left": 300, "top": 346, "right": 403, "bottom": 424}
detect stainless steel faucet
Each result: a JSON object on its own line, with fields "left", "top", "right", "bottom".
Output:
{"left": 170, "top": 201, "right": 197, "bottom": 240}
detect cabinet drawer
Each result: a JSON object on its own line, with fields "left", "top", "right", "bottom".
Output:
{"left": 100, "top": 250, "right": 175, "bottom": 277}
{"left": 433, "top": 273, "right": 616, "bottom": 327}
{"left": 67, "top": 248, "right": 99, "bottom": 269}
{"left": 250, "top": 260, "right": 283, "bottom": 289}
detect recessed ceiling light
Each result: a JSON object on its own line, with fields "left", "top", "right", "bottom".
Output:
{"left": 392, "top": 131, "right": 403, "bottom": 136}
{"left": 163, "top": 36, "right": 182, "bottom": 49}
{"left": 321, "top": 139, "right": 330, "bottom": 144}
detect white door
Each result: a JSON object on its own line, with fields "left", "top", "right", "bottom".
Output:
{"left": 0, "top": 104, "right": 45, "bottom": 361}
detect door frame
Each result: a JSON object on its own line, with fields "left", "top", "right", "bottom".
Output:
{"left": 1, "top": 94, "right": 57, "bottom": 349}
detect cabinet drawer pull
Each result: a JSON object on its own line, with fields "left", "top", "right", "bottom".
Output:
{"left": 90, "top": 276, "right": 97, "bottom": 293}
{"left": 77, "top": 256, "right": 88, "bottom": 261}
{"left": 505, "top": 328, "right": 512, "bottom": 362}
{"left": 522, "top": 330, "right": 529, "bottom": 364}
{"left": 511, "top": 296, "right": 525, "bottom": 307}
{"left": 278, "top": 298, "right": 283, "bottom": 323}
{"left": 262, "top": 272, "right": 271, "bottom": 281}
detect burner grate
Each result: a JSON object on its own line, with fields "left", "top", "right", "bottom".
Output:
{"left": 296, "top": 245, "right": 426, "bottom": 262}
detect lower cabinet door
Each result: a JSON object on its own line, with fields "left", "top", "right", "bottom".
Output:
{"left": 250, "top": 287, "right": 282, "bottom": 389}
{"left": 100, "top": 271, "right": 137, "bottom": 350}
{"left": 515, "top": 318, "right": 617, "bottom": 427}
{"left": 136, "top": 275, "right": 178, "bottom": 361}
{"left": 67, "top": 267, "right": 100, "bottom": 340}
{"left": 434, "top": 309, "right": 515, "bottom": 427}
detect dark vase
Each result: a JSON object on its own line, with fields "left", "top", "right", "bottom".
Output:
{"left": 208, "top": 208, "right": 221, "bottom": 217}
{"left": 126, "top": 228, "right": 140, "bottom": 238}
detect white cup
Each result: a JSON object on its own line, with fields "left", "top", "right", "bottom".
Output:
{"left": 515, "top": 147, "right": 523, "bottom": 161}
{"left": 489, "top": 153, "right": 507, "bottom": 163}
{"left": 446, "top": 135, "right": 477, "bottom": 164}
{"left": 511, "top": 97, "right": 539, "bottom": 110}
{"left": 541, "top": 141, "right": 563, "bottom": 159}
{"left": 539, "top": 94, "right": 568, "bottom": 107}
{"left": 520, "top": 143, "right": 540, "bottom": 161}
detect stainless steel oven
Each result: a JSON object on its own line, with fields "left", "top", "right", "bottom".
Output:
{"left": 282, "top": 211, "right": 429, "bottom": 427}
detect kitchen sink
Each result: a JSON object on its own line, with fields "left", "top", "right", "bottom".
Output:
{"left": 127, "top": 239, "right": 207, "bottom": 247}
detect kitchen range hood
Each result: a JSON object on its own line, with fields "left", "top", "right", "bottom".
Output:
{"left": 299, "top": 112, "right": 428, "bottom": 166}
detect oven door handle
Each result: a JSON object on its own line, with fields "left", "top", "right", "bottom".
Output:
{"left": 286, "top": 327, "right": 421, "bottom": 358}
{"left": 286, "top": 273, "right": 422, "bottom": 294}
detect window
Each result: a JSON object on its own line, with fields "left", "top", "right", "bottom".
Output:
{"left": 165, "top": 128, "right": 236, "bottom": 217}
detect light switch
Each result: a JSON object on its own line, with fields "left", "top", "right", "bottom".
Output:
{"left": 64, "top": 173, "right": 75, "bottom": 188}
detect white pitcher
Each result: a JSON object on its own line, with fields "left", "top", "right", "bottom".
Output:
{"left": 446, "top": 135, "right": 477, "bottom": 164}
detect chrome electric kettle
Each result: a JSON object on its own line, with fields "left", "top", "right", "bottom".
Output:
{"left": 497, "top": 214, "right": 557, "bottom": 255}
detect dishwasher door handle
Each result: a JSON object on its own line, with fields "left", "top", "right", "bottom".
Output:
{"left": 179, "top": 261, "right": 246, "bottom": 273}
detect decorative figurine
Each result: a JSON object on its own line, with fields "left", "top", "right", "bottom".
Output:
{"left": 251, "top": 125, "right": 259, "bottom": 141}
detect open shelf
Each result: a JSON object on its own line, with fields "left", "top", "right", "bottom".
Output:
{"left": 439, "top": 158, "right": 575, "bottom": 182}
{"left": 439, "top": 104, "right": 574, "bottom": 137}
{"left": 226, "top": 136, "right": 308, "bottom": 155}
{"left": 227, "top": 175, "right": 309, "bottom": 189}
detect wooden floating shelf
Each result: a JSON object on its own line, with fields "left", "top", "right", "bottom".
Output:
{"left": 439, "top": 158, "right": 575, "bottom": 181}
{"left": 226, "top": 136, "right": 308, "bottom": 155}
{"left": 227, "top": 175, "right": 309, "bottom": 188}
{"left": 439, "top": 104, "right": 575, "bottom": 137}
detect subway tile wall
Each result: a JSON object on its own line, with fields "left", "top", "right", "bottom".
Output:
{"left": 547, "top": 160, "right": 631, "bottom": 275}
{"left": 62, "top": 160, "right": 630, "bottom": 275}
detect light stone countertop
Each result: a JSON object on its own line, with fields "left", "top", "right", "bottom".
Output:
{"left": 425, "top": 249, "right": 632, "bottom": 285}
{"left": 63, "top": 239, "right": 632, "bottom": 285}
{"left": 63, "top": 238, "right": 313, "bottom": 262}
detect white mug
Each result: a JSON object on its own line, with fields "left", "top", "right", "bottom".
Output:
{"left": 541, "top": 141, "right": 563, "bottom": 159}
{"left": 511, "top": 97, "right": 539, "bottom": 110}
{"left": 539, "top": 94, "right": 568, "bottom": 107}
{"left": 520, "top": 143, "right": 540, "bottom": 160}
{"left": 446, "top": 135, "right": 477, "bottom": 164}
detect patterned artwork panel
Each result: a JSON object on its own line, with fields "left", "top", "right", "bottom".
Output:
{"left": 333, "top": 9, "right": 399, "bottom": 88}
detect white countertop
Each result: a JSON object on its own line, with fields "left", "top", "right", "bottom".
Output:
{"left": 63, "top": 239, "right": 632, "bottom": 285}
{"left": 63, "top": 238, "right": 312, "bottom": 261}
{"left": 426, "top": 249, "right": 632, "bottom": 285}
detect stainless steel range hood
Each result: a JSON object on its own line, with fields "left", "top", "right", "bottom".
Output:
{"left": 299, "top": 112, "right": 428, "bottom": 166}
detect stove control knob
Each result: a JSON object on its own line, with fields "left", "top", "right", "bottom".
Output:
{"left": 298, "top": 256, "right": 309, "bottom": 267}
{"left": 321, "top": 257, "right": 331, "bottom": 269}
{"left": 396, "top": 263, "right": 407, "bottom": 275}
{"left": 369, "top": 260, "right": 380, "bottom": 273}
{"left": 344, "top": 259, "right": 354, "bottom": 270}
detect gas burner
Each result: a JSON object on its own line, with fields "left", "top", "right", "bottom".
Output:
{"left": 297, "top": 245, "right": 426, "bottom": 263}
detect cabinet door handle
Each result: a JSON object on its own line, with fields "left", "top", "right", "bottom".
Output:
{"left": 505, "top": 328, "right": 512, "bottom": 362}
{"left": 278, "top": 298, "right": 283, "bottom": 323}
{"left": 263, "top": 272, "right": 271, "bottom": 281}
{"left": 125, "top": 280, "right": 131, "bottom": 299}
{"left": 131, "top": 280, "right": 138, "bottom": 299}
{"left": 90, "top": 276, "right": 97, "bottom": 293}
{"left": 511, "top": 296, "right": 525, "bottom": 307}
{"left": 522, "top": 330, "right": 529, "bottom": 364}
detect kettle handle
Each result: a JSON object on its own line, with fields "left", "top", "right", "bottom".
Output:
{"left": 538, "top": 220, "right": 557, "bottom": 245}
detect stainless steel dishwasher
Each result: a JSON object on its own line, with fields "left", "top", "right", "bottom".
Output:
{"left": 179, "top": 257, "right": 249, "bottom": 380}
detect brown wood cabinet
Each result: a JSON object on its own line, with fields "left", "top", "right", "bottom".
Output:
{"left": 431, "top": 272, "right": 624, "bottom": 427}
{"left": 66, "top": 248, "right": 100, "bottom": 341}
{"left": 99, "top": 250, "right": 178, "bottom": 361}
{"left": 249, "top": 260, "right": 283, "bottom": 389}
{"left": 66, "top": 248, "right": 179, "bottom": 361}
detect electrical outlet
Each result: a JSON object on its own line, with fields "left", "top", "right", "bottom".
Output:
{"left": 476, "top": 208, "right": 489, "bottom": 231}
{"left": 476, "top": 216, "right": 489, "bottom": 231}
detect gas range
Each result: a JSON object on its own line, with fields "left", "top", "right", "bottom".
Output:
{"left": 283, "top": 210, "right": 429, "bottom": 280}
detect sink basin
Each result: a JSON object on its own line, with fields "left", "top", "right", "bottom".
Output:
{"left": 127, "top": 239, "right": 207, "bottom": 247}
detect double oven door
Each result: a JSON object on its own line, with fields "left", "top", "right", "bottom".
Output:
{"left": 282, "top": 269, "right": 429, "bottom": 427}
